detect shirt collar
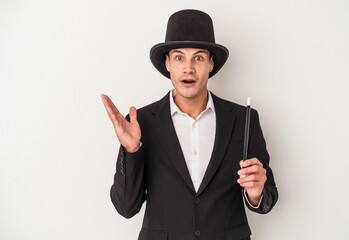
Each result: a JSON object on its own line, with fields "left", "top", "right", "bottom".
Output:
{"left": 169, "top": 88, "right": 215, "bottom": 116}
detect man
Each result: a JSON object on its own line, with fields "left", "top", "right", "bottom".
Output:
{"left": 101, "top": 9, "right": 278, "bottom": 240}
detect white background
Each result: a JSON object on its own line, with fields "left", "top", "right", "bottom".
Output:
{"left": 1, "top": 0, "right": 348, "bottom": 239}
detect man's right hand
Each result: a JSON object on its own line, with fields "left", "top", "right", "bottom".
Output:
{"left": 101, "top": 94, "right": 141, "bottom": 153}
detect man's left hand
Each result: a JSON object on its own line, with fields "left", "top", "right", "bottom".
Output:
{"left": 237, "top": 157, "right": 267, "bottom": 206}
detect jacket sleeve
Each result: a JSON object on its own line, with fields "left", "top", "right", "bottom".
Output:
{"left": 243, "top": 109, "right": 278, "bottom": 214}
{"left": 110, "top": 115, "right": 147, "bottom": 219}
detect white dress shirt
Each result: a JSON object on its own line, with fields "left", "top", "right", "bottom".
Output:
{"left": 169, "top": 89, "right": 262, "bottom": 208}
{"left": 170, "top": 89, "right": 216, "bottom": 192}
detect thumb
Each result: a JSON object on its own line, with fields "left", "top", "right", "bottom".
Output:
{"left": 129, "top": 106, "right": 138, "bottom": 124}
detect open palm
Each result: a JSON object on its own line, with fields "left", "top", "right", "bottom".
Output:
{"left": 101, "top": 94, "right": 141, "bottom": 153}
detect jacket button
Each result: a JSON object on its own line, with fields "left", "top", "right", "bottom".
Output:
{"left": 195, "top": 230, "right": 201, "bottom": 236}
{"left": 195, "top": 198, "right": 200, "bottom": 203}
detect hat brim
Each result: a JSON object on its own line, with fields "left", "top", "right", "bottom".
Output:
{"left": 150, "top": 41, "right": 229, "bottom": 79}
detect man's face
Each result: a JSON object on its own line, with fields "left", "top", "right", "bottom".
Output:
{"left": 165, "top": 48, "right": 214, "bottom": 101}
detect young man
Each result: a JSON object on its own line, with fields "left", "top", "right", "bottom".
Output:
{"left": 101, "top": 9, "right": 278, "bottom": 240}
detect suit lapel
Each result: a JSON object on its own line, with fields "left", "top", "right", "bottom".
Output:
{"left": 196, "top": 92, "right": 236, "bottom": 196}
{"left": 150, "top": 91, "right": 237, "bottom": 196}
{"left": 151, "top": 92, "right": 196, "bottom": 193}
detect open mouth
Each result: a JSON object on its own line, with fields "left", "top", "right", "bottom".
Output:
{"left": 182, "top": 80, "right": 196, "bottom": 84}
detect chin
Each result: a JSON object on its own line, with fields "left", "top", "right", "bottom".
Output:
{"left": 178, "top": 90, "right": 200, "bottom": 99}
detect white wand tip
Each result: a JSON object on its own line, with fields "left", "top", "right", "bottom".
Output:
{"left": 247, "top": 97, "right": 251, "bottom": 106}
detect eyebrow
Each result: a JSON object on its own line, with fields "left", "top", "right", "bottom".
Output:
{"left": 170, "top": 50, "right": 209, "bottom": 56}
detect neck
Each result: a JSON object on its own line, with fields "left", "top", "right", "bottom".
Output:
{"left": 174, "top": 90, "right": 209, "bottom": 120}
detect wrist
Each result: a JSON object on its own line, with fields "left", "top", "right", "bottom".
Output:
{"left": 124, "top": 142, "right": 142, "bottom": 153}
{"left": 248, "top": 195, "right": 261, "bottom": 206}
{"left": 245, "top": 190, "right": 262, "bottom": 206}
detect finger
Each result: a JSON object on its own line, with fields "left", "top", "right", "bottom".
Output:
{"left": 242, "top": 158, "right": 260, "bottom": 167}
{"left": 101, "top": 96, "right": 117, "bottom": 119}
{"left": 102, "top": 94, "right": 121, "bottom": 116}
{"left": 238, "top": 173, "right": 266, "bottom": 184}
{"left": 239, "top": 160, "right": 246, "bottom": 178}
{"left": 241, "top": 158, "right": 263, "bottom": 168}
{"left": 101, "top": 95, "right": 124, "bottom": 120}
{"left": 101, "top": 94, "right": 113, "bottom": 114}
{"left": 101, "top": 95, "right": 122, "bottom": 128}
{"left": 129, "top": 106, "right": 138, "bottom": 124}
{"left": 239, "top": 165, "right": 266, "bottom": 176}
{"left": 238, "top": 181, "right": 261, "bottom": 188}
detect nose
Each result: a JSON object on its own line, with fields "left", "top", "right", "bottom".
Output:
{"left": 183, "top": 59, "right": 195, "bottom": 74}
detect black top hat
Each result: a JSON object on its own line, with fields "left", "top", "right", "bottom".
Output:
{"left": 150, "top": 9, "right": 229, "bottom": 79}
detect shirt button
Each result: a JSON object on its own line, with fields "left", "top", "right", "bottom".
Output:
{"left": 195, "top": 198, "right": 200, "bottom": 203}
{"left": 195, "top": 230, "right": 201, "bottom": 236}
{"left": 193, "top": 151, "right": 197, "bottom": 155}
{"left": 192, "top": 124, "right": 196, "bottom": 128}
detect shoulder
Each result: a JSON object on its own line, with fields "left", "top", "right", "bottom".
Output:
{"left": 210, "top": 91, "right": 259, "bottom": 118}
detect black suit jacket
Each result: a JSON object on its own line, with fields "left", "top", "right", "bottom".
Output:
{"left": 110, "top": 91, "right": 278, "bottom": 240}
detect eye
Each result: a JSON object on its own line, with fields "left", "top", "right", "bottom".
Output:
{"left": 175, "top": 56, "right": 183, "bottom": 60}
{"left": 195, "top": 56, "right": 203, "bottom": 61}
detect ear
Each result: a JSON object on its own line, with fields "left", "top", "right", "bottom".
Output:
{"left": 165, "top": 54, "right": 170, "bottom": 72}
{"left": 209, "top": 54, "right": 214, "bottom": 72}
